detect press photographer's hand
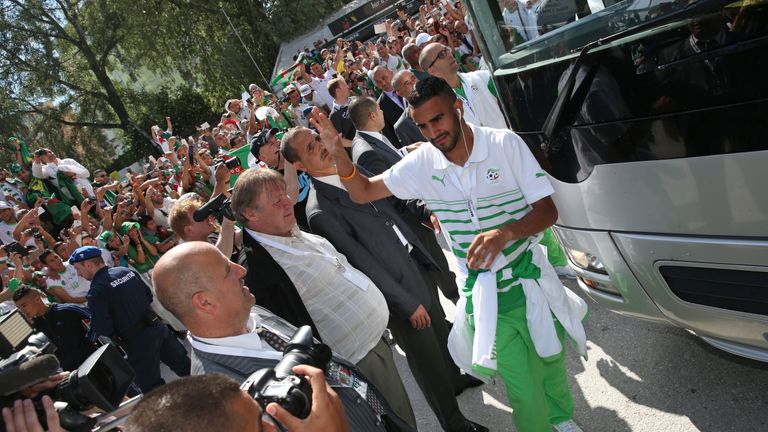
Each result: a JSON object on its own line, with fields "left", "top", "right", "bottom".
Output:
{"left": 262, "top": 365, "right": 349, "bottom": 432}
{"left": 1, "top": 396, "right": 63, "bottom": 432}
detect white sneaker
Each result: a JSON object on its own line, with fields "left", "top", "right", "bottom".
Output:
{"left": 555, "top": 266, "right": 577, "bottom": 280}
{"left": 553, "top": 419, "right": 584, "bottom": 432}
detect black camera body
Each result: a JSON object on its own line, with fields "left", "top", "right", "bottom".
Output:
{"left": 192, "top": 192, "right": 234, "bottom": 222}
{"left": 241, "top": 326, "right": 332, "bottom": 419}
{"left": 0, "top": 343, "right": 135, "bottom": 432}
{"left": 215, "top": 155, "right": 241, "bottom": 171}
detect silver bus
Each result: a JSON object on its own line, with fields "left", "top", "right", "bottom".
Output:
{"left": 464, "top": 0, "right": 768, "bottom": 361}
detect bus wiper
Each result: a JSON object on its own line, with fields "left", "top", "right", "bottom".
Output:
{"left": 541, "top": 0, "right": 725, "bottom": 140}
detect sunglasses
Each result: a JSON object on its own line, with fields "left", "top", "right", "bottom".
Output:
{"left": 427, "top": 47, "right": 450, "bottom": 69}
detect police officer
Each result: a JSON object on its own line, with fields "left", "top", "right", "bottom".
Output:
{"left": 69, "top": 246, "right": 190, "bottom": 392}
{"left": 13, "top": 285, "right": 98, "bottom": 370}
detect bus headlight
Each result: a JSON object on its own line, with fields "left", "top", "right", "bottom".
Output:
{"left": 564, "top": 247, "right": 607, "bottom": 274}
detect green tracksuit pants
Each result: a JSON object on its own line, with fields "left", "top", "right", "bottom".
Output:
{"left": 495, "top": 304, "right": 574, "bottom": 432}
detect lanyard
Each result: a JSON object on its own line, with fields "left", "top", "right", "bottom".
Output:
{"left": 245, "top": 229, "right": 369, "bottom": 291}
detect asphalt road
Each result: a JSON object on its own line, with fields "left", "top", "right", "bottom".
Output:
{"left": 392, "top": 273, "right": 768, "bottom": 432}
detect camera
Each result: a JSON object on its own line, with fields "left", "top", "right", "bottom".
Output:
{"left": 193, "top": 192, "right": 234, "bottom": 222}
{"left": 2, "top": 241, "right": 29, "bottom": 257}
{"left": 215, "top": 156, "right": 242, "bottom": 171}
{"left": 33, "top": 149, "right": 47, "bottom": 158}
{"left": 0, "top": 343, "right": 135, "bottom": 432}
{"left": 240, "top": 326, "right": 331, "bottom": 419}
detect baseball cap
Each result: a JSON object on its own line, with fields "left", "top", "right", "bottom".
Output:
{"left": 69, "top": 246, "right": 102, "bottom": 264}
{"left": 299, "top": 85, "right": 312, "bottom": 97}
{"left": 415, "top": 33, "right": 431, "bottom": 47}
{"left": 98, "top": 230, "right": 114, "bottom": 248}
{"left": 252, "top": 128, "right": 279, "bottom": 148}
{"left": 118, "top": 221, "right": 140, "bottom": 236}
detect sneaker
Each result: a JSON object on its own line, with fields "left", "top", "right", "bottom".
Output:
{"left": 553, "top": 419, "right": 584, "bottom": 432}
{"left": 555, "top": 266, "right": 577, "bottom": 280}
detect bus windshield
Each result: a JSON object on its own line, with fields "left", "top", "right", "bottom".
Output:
{"left": 475, "top": 0, "right": 757, "bottom": 71}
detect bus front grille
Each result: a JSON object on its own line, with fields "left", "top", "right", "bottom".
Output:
{"left": 659, "top": 266, "right": 768, "bottom": 316}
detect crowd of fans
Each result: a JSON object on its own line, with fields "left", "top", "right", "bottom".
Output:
{"left": 0, "top": 0, "right": 588, "bottom": 431}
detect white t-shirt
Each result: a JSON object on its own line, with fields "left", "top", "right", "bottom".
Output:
{"left": 384, "top": 55, "right": 405, "bottom": 73}
{"left": 47, "top": 263, "right": 90, "bottom": 304}
{"left": 0, "top": 221, "right": 16, "bottom": 245}
{"left": 152, "top": 197, "right": 175, "bottom": 229}
{"left": 309, "top": 77, "right": 334, "bottom": 108}
{"left": 382, "top": 124, "right": 554, "bottom": 269}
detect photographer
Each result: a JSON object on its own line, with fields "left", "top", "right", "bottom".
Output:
{"left": 167, "top": 195, "right": 241, "bottom": 259}
{"left": 153, "top": 243, "right": 415, "bottom": 432}
{"left": 124, "top": 371, "right": 349, "bottom": 432}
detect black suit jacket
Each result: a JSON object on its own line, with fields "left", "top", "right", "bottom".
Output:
{"left": 306, "top": 177, "right": 439, "bottom": 321}
{"left": 394, "top": 110, "right": 425, "bottom": 146}
{"left": 377, "top": 93, "right": 405, "bottom": 149}
{"left": 238, "top": 233, "right": 321, "bottom": 338}
{"left": 351, "top": 132, "right": 402, "bottom": 175}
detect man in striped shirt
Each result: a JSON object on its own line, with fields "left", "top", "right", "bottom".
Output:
{"left": 312, "top": 77, "right": 588, "bottom": 432}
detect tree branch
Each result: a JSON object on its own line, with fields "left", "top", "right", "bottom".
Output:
{"left": 13, "top": 98, "right": 123, "bottom": 129}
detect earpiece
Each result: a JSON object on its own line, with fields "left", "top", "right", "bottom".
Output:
{"left": 456, "top": 108, "right": 462, "bottom": 119}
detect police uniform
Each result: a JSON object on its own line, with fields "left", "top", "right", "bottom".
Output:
{"left": 32, "top": 303, "right": 98, "bottom": 371}
{"left": 86, "top": 264, "right": 190, "bottom": 392}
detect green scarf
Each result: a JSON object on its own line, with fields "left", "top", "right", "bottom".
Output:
{"left": 6, "top": 137, "right": 33, "bottom": 170}
{"left": 56, "top": 171, "right": 84, "bottom": 206}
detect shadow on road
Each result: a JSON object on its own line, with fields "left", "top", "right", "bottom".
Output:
{"left": 573, "top": 290, "right": 768, "bottom": 432}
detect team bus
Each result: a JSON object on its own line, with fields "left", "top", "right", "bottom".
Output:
{"left": 463, "top": 0, "right": 768, "bottom": 361}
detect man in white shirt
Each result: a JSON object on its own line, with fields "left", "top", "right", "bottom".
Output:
{"left": 282, "top": 127, "right": 487, "bottom": 432}
{"left": 376, "top": 38, "right": 405, "bottom": 73}
{"left": 153, "top": 241, "right": 416, "bottom": 432}
{"left": 229, "top": 169, "right": 416, "bottom": 428}
{"left": 41, "top": 249, "right": 89, "bottom": 305}
{"left": 310, "top": 77, "right": 588, "bottom": 432}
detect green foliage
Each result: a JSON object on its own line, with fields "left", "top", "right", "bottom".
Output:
{"left": 0, "top": 0, "right": 348, "bottom": 171}
{"left": 115, "top": 86, "right": 218, "bottom": 171}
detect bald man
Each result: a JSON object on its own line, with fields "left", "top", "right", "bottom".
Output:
{"left": 419, "top": 43, "right": 508, "bottom": 129}
{"left": 153, "top": 242, "right": 416, "bottom": 432}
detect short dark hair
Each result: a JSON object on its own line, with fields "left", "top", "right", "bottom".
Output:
{"left": 348, "top": 97, "right": 378, "bottom": 130}
{"left": 125, "top": 374, "right": 248, "bottom": 432}
{"left": 407, "top": 76, "right": 457, "bottom": 110}
{"left": 12, "top": 285, "right": 34, "bottom": 302}
{"left": 280, "top": 127, "right": 304, "bottom": 164}
{"left": 39, "top": 249, "right": 56, "bottom": 264}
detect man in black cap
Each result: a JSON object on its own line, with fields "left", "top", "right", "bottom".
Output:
{"left": 69, "top": 246, "right": 190, "bottom": 392}
{"left": 248, "top": 128, "right": 284, "bottom": 171}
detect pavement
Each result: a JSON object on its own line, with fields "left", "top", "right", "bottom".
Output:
{"left": 162, "top": 250, "right": 768, "bottom": 432}
{"left": 391, "top": 269, "right": 768, "bottom": 432}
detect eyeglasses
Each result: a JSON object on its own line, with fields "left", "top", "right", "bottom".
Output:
{"left": 427, "top": 47, "right": 450, "bottom": 69}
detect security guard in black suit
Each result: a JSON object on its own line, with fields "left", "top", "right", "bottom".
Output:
{"left": 69, "top": 246, "right": 190, "bottom": 392}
